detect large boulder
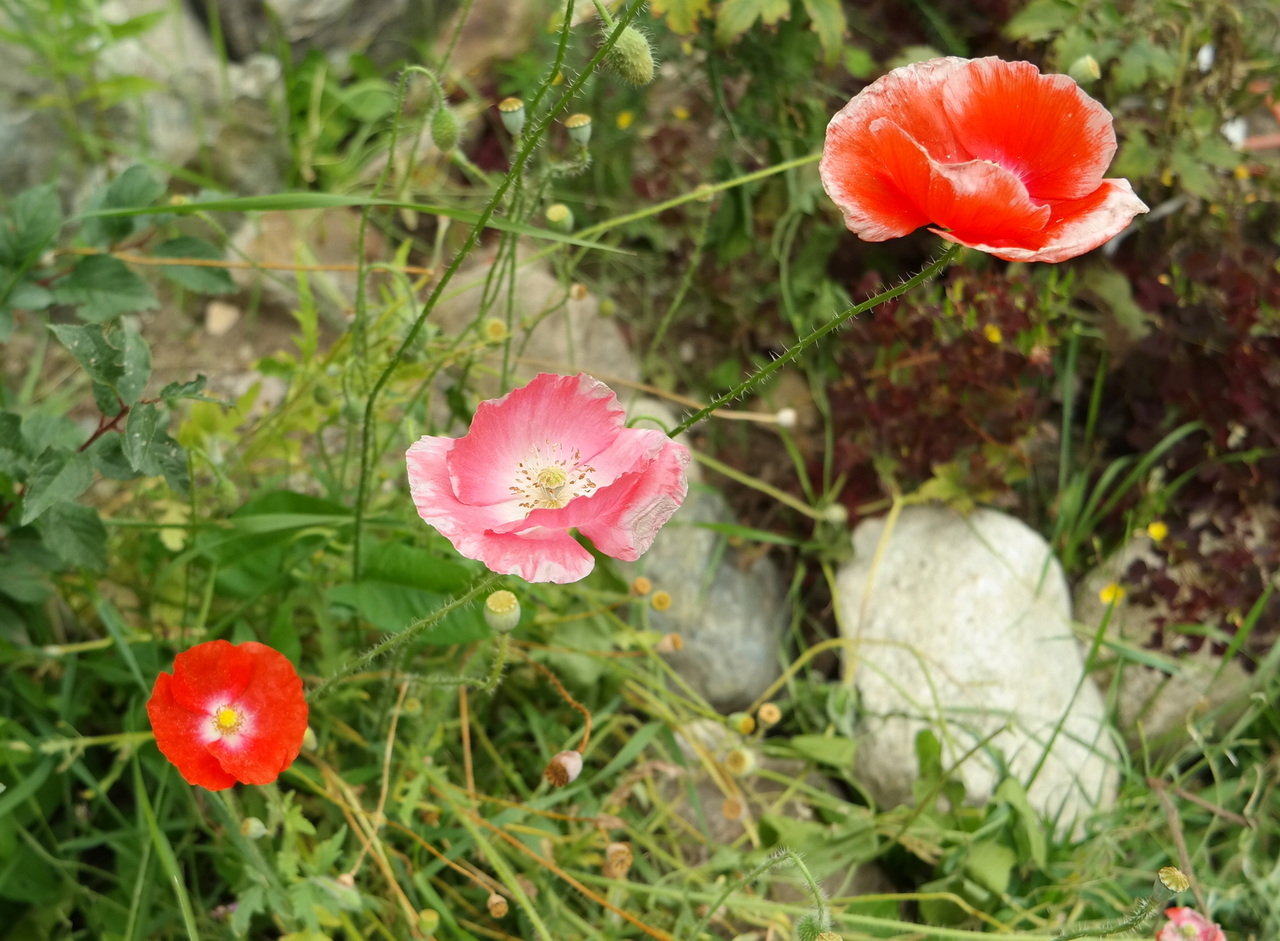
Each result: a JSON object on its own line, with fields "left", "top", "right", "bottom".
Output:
{"left": 834, "top": 505, "right": 1119, "bottom": 837}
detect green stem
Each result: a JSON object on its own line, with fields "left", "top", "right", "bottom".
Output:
{"left": 1056, "top": 896, "right": 1157, "bottom": 940}
{"left": 670, "top": 242, "right": 962, "bottom": 437}
{"left": 688, "top": 848, "right": 826, "bottom": 940}
{"left": 309, "top": 572, "right": 502, "bottom": 701}
{"left": 691, "top": 450, "right": 831, "bottom": 522}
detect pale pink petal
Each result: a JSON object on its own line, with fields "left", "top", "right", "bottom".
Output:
{"left": 467, "top": 526, "right": 596, "bottom": 584}
{"left": 407, "top": 434, "right": 517, "bottom": 542}
{"left": 935, "top": 178, "right": 1148, "bottom": 263}
{"left": 820, "top": 57, "right": 971, "bottom": 241}
{"left": 577, "top": 440, "right": 690, "bottom": 561}
{"left": 942, "top": 57, "right": 1117, "bottom": 201}
{"left": 446, "top": 373, "right": 624, "bottom": 506}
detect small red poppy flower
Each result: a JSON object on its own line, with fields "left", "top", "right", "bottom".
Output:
{"left": 1158, "top": 908, "right": 1227, "bottom": 941}
{"left": 146, "top": 640, "right": 308, "bottom": 790}
{"left": 821, "top": 56, "right": 1149, "bottom": 263}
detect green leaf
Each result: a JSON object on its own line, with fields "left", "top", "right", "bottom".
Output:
{"left": 964, "top": 840, "right": 1017, "bottom": 895}
{"left": 81, "top": 165, "right": 165, "bottom": 245}
{"left": 715, "top": 0, "right": 792, "bottom": 44}
{"left": 363, "top": 542, "right": 475, "bottom": 595}
{"left": 1003, "top": 0, "right": 1074, "bottom": 41}
{"left": 53, "top": 254, "right": 158, "bottom": 322}
{"left": 20, "top": 449, "right": 92, "bottom": 525}
{"left": 0, "top": 183, "right": 62, "bottom": 268}
{"left": 994, "top": 778, "right": 1047, "bottom": 868}
{"left": 0, "top": 556, "right": 53, "bottom": 603}
{"left": 160, "top": 375, "right": 210, "bottom": 400}
{"left": 48, "top": 322, "right": 121, "bottom": 387}
{"left": 786, "top": 733, "right": 857, "bottom": 768}
{"left": 326, "top": 580, "right": 489, "bottom": 644}
{"left": 5, "top": 279, "right": 53, "bottom": 311}
{"left": 118, "top": 325, "right": 151, "bottom": 405}
{"left": 230, "top": 886, "right": 266, "bottom": 937}
{"left": 87, "top": 433, "right": 138, "bottom": 480}
{"left": 1170, "top": 148, "right": 1219, "bottom": 200}
{"left": 122, "top": 402, "right": 165, "bottom": 476}
{"left": 651, "top": 0, "right": 712, "bottom": 32}
{"left": 0, "top": 411, "right": 24, "bottom": 476}
{"left": 802, "top": 0, "right": 847, "bottom": 65}
{"left": 40, "top": 501, "right": 108, "bottom": 570}
{"left": 153, "top": 236, "right": 236, "bottom": 294}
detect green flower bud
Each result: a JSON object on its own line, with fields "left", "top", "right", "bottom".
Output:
{"left": 564, "top": 112, "right": 592, "bottom": 147}
{"left": 430, "top": 105, "right": 460, "bottom": 152}
{"left": 545, "top": 203, "right": 574, "bottom": 234}
{"left": 608, "top": 26, "right": 655, "bottom": 87}
{"left": 240, "top": 816, "right": 269, "bottom": 839}
{"left": 497, "top": 97, "right": 525, "bottom": 136}
{"left": 1068, "top": 54, "right": 1101, "bottom": 84}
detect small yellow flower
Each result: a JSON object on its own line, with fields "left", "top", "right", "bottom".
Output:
{"left": 1234, "top": 164, "right": 1250, "bottom": 181}
{"left": 1146, "top": 520, "right": 1169, "bottom": 543}
{"left": 1099, "top": 582, "right": 1126, "bottom": 605}
{"left": 616, "top": 110, "right": 634, "bottom": 130}
{"left": 983, "top": 323, "right": 1003, "bottom": 344}
{"left": 651, "top": 590, "right": 672, "bottom": 612}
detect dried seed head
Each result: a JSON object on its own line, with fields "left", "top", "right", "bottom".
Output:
{"left": 603, "top": 841, "right": 633, "bottom": 879}
{"left": 564, "top": 112, "right": 593, "bottom": 147}
{"left": 544, "top": 750, "right": 583, "bottom": 787}
{"left": 631, "top": 576, "right": 652, "bottom": 595}
{"left": 486, "top": 893, "right": 509, "bottom": 918}
{"left": 654, "top": 632, "right": 683, "bottom": 653}
{"left": 721, "top": 796, "right": 744, "bottom": 821}
{"left": 756, "top": 702, "right": 782, "bottom": 726}
{"left": 607, "top": 26, "right": 655, "bottom": 87}
{"left": 1155, "top": 866, "right": 1190, "bottom": 900}
{"left": 336, "top": 872, "right": 356, "bottom": 888}
{"left": 484, "top": 590, "right": 521, "bottom": 633}
{"left": 723, "top": 746, "right": 757, "bottom": 777}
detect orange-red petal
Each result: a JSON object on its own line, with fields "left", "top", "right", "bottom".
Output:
{"left": 147, "top": 672, "right": 238, "bottom": 790}
{"left": 167, "top": 639, "right": 253, "bottom": 712}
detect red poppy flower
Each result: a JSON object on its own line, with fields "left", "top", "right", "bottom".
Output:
{"left": 146, "top": 640, "right": 308, "bottom": 790}
{"left": 820, "top": 56, "right": 1149, "bottom": 263}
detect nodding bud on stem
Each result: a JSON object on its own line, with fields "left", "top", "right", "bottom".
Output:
{"left": 608, "top": 26, "right": 655, "bottom": 86}
{"left": 497, "top": 97, "right": 525, "bottom": 136}
{"left": 430, "top": 105, "right": 460, "bottom": 151}
{"left": 544, "top": 749, "right": 583, "bottom": 787}
{"left": 484, "top": 590, "right": 521, "bottom": 633}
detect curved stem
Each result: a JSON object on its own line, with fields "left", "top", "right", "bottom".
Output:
{"left": 670, "top": 241, "right": 961, "bottom": 437}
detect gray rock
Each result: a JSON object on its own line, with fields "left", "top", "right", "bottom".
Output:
{"left": 835, "top": 505, "right": 1119, "bottom": 837}
{"left": 637, "top": 488, "right": 788, "bottom": 712}
{"left": 1075, "top": 534, "right": 1253, "bottom": 748}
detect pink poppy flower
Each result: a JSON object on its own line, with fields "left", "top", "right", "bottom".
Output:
{"left": 406, "top": 372, "right": 690, "bottom": 584}
{"left": 1158, "top": 908, "right": 1227, "bottom": 941}
{"left": 820, "top": 56, "right": 1149, "bottom": 263}
{"left": 147, "top": 641, "right": 309, "bottom": 790}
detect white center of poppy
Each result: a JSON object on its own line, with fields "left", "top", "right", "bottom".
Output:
{"left": 511, "top": 443, "right": 596, "bottom": 510}
{"left": 212, "top": 704, "right": 244, "bottom": 736}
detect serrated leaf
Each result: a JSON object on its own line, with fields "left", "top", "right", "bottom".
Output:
{"left": 20, "top": 449, "right": 93, "bottom": 525}
{"left": 123, "top": 402, "right": 165, "bottom": 475}
{"left": 802, "top": 0, "right": 846, "bottom": 65}
{"left": 90, "top": 166, "right": 166, "bottom": 244}
{"left": 715, "top": 0, "right": 791, "bottom": 44}
{"left": 153, "top": 236, "right": 236, "bottom": 294}
{"left": 651, "top": 0, "right": 711, "bottom": 33}
{"left": 0, "top": 183, "right": 62, "bottom": 269}
{"left": 229, "top": 885, "right": 266, "bottom": 937}
{"left": 5, "top": 279, "right": 53, "bottom": 311}
{"left": 1170, "top": 148, "right": 1218, "bottom": 200}
{"left": 0, "top": 556, "right": 53, "bottom": 603}
{"left": 0, "top": 412, "right": 24, "bottom": 476}
{"left": 118, "top": 326, "right": 151, "bottom": 405}
{"left": 156, "top": 434, "right": 190, "bottom": 495}
{"left": 40, "top": 501, "right": 108, "bottom": 570}
{"left": 53, "top": 255, "right": 158, "bottom": 322}
{"left": 48, "top": 322, "right": 130, "bottom": 408}
{"left": 87, "top": 433, "right": 138, "bottom": 480}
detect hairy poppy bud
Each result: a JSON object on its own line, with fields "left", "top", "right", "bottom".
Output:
{"left": 608, "top": 26, "right": 655, "bottom": 86}
{"left": 430, "top": 105, "right": 460, "bottom": 151}
{"left": 497, "top": 97, "right": 525, "bottom": 137}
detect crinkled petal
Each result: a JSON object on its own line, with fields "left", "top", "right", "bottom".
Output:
{"left": 205, "top": 643, "right": 308, "bottom": 786}
{"left": 408, "top": 434, "right": 520, "bottom": 542}
{"left": 943, "top": 57, "right": 1117, "bottom": 201}
{"left": 463, "top": 526, "right": 597, "bottom": 583}
{"left": 935, "top": 178, "right": 1148, "bottom": 263}
{"left": 146, "top": 673, "right": 237, "bottom": 790}
{"left": 446, "top": 373, "right": 625, "bottom": 506}
{"left": 167, "top": 639, "right": 253, "bottom": 713}
{"left": 577, "top": 440, "right": 690, "bottom": 561}
{"left": 820, "top": 57, "right": 970, "bottom": 241}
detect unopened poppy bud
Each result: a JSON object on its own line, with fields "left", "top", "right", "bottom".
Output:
{"left": 1067, "top": 54, "right": 1101, "bottom": 84}
{"left": 564, "top": 112, "right": 592, "bottom": 147}
{"left": 240, "top": 816, "right": 268, "bottom": 839}
{"left": 729, "top": 712, "right": 756, "bottom": 735}
{"left": 430, "top": 105, "right": 460, "bottom": 152}
{"left": 486, "top": 893, "right": 509, "bottom": 918}
{"left": 603, "top": 841, "right": 633, "bottom": 879}
{"left": 498, "top": 97, "right": 525, "bottom": 136}
{"left": 757, "top": 702, "right": 782, "bottom": 726}
{"left": 545, "top": 203, "right": 574, "bottom": 234}
{"left": 608, "top": 26, "right": 655, "bottom": 86}
{"left": 418, "top": 909, "right": 440, "bottom": 933}
{"left": 723, "top": 746, "right": 756, "bottom": 777}
{"left": 302, "top": 726, "right": 318, "bottom": 751}
{"left": 484, "top": 590, "right": 521, "bottom": 633}
{"left": 544, "top": 749, "right": 583, "bottom": 786}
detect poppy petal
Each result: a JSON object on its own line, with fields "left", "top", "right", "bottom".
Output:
{"left": 146, "top": 673, "right": 238, "bottom": 790}
{"left": 167, "top": 639, "right": 253, "bottom": 713}
{"left": 942, "top": 58, "right": 1118, "bottom": 201}
{"left": 468, "top": 526, "right": 597, "bottom": 584}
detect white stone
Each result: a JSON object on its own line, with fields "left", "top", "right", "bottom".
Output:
{"left": 835, "top": 505, "right": 1119, "bottom": 837}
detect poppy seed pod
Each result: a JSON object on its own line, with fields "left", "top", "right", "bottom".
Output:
{"left": 565, "top": 113, "right": 593, "bottom": 148}
{"left": 497, "top": 97, "right": 525, "bottom": 137}
{"left": 486, "top": 894, "right": 509, "bottom": 918}
{"left": 544, "top": 749, "right": 583, "bottom": 786}
{"left": 603, "top": 841, "right": 633, "bottom": 879}
{"left": 545, "top": 203, "right": 574, "bottom": 234}
{"left": 484, "top": 590, "right": 521, "bottom": 633}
